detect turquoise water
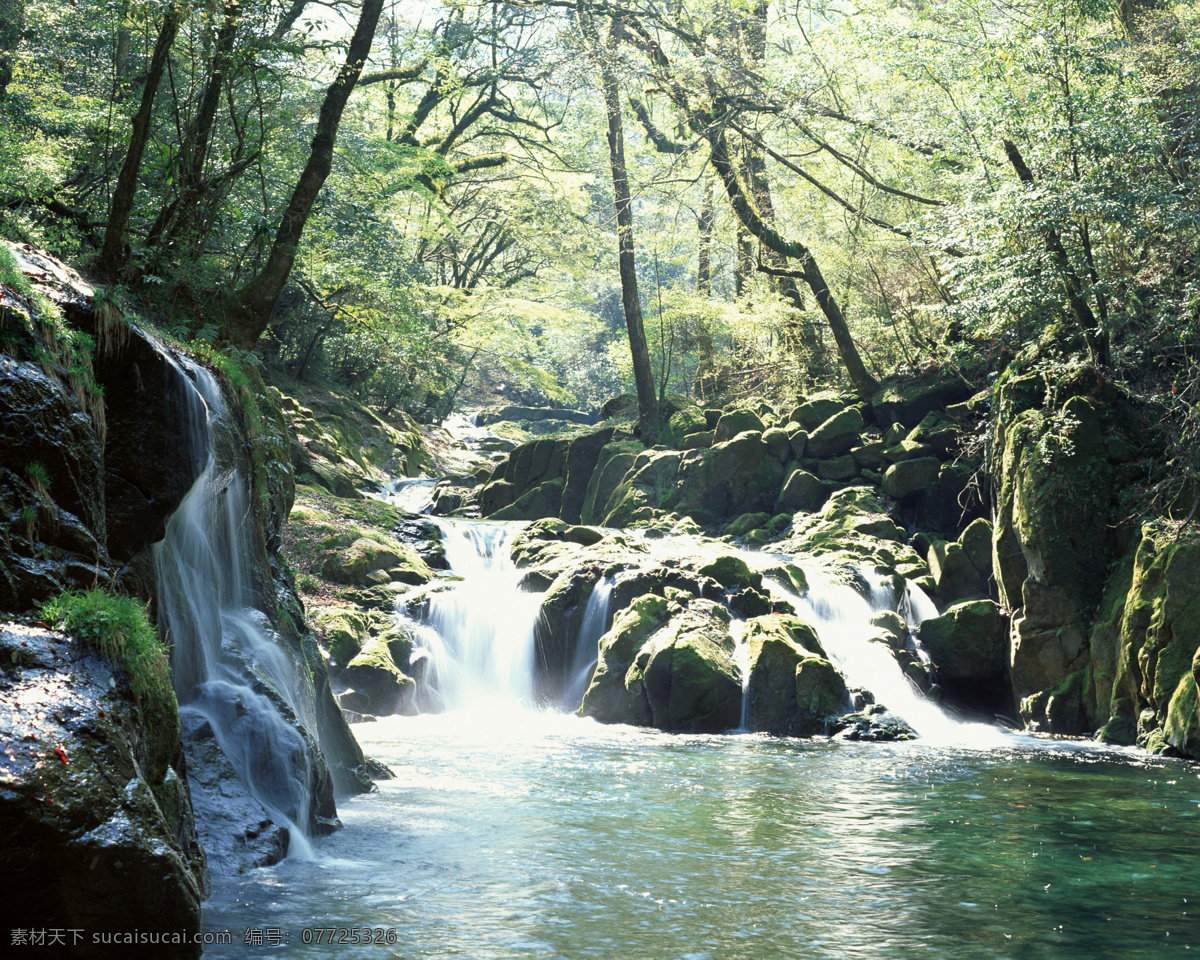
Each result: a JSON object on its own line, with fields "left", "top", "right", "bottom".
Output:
{"left": 202, "top": 711, "right": 1200, "bottom": 958}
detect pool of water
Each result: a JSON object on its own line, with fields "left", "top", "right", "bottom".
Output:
{"left": 202, "top": 711, "right": 1200, "bottom": 959}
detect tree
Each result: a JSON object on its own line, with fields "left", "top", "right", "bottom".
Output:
{"left": 578, "top": 4, "right": 658, "bottom": 435}
{"left": 228, "top": 0, "right": 385, "bottom": 349}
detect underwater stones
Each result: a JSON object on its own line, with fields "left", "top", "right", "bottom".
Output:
{"left": 881, "top": 456, "right": 940, "bottom": 499}
{"left": 776, "top": 468, "right": 827, "bottom": 514}
{"left": 805, "top": 406, "right": 864, "bottom": 459}
{"left": 0, "top": 624, "right": 207, "bottom": 951}
{"left": 713, "top": 408, "right": 767, "bottom": 444}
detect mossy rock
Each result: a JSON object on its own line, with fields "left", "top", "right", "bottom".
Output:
{"left": 806, "top": 406, "right": 864, "bottom": 459}
{"left": 762, "top": 426, "right": 792, "bottom": 463}
{"left": 713, "top": 408, "right": 766, "bottom": 443}
{"left": 881, "top": 457, "right": 941, "bottom": 499}
{"left": 342, "top": 633, "right": 416, "bottom": 716}
{"left": 312, "top": 605, "right": 372, "bottom": 665}
{"left": 917, "top": 599, "right": 1007, "bottom": 681}
{"left": 696, "top": 554, "right": 762, "bottom": 590}
{"left": 580, "top": 594, "right": 671, "bottom": 722}
{"left": 776, "top": 468, "right": 827, "bottom": 514}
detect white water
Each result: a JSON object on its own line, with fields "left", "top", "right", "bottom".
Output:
{"left": 563, "top": 575, "right": 615, "bottom": 709}
{"left": 376, "top": 476, "right": 438, "bottom": 513}
{"left": 154, "top": 357, "right": 316, "bottom": 855}
{"left": 402, "top": 520, "right": 543, "bottom": 712}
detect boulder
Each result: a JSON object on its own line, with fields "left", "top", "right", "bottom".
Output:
{"left": 959, "top": 517, "right": 993, "bottom": 579}
{"left": 918, "top": 600, "right": 1007, "bottom": 680}
{"left": 787, "top": 427, "right": 808, "bottom": 460}
{"left": 927, "top": 540, "right": 986, "bottom": 602}
{"left": 776, "top": 468, "right": 827, "bottom": 514}
{"left": 713, "top": 408, "right": 767, "bottom": 443}
{"left": 560, "top": 428, "right": 617, "bottom": 524}
{"left": 682, "top": 430, "right": 714, "bottom": 449}
{"left": 490, "top": 477, "right": 565, "bottom": 521}
{"left": 871, "top": 374, "right": 971, "bottom": 428}
{"left": 341, "top": 633, "right": 416, "bottom": 716}
{"left": 794, "top": 656, "right": 850, "bottom": 725}
{"left": 817, "top": 455, "right": 858, "bottom": 481}
{"left": 0, "top": 625, "right": 207, "bottom": 953}
{"left": 906, "top": 411, "right": 958, "bottom": 454}
{"left": 742, "top": 615, "right": 837, "bottom": 734}
{"left": 881, "top": 456, "right": 941, "bottom": 499}
{"left": 317, "top": 536, "right": 433, "bottom": 586}
{"left": 792, "top": 394, "right": 847, "bottom": 430}
{"left": 806, "top": 406, "right": 864, "bottom": 458}
{"left": 762, "top": 426, "right": 792, "bottom": 463}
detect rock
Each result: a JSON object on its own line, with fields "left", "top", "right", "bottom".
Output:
{"left": 667, "top": 406, "right": 708, "bottom": 443}
{"left": 871, "top": 374, "right": 971, "bottom": 428}
{"left": 311, "top": 605, "right": 372, "bottom": 665}
{"left": 722, "top": 512, "right": 771, "bottom": 538}
{"left": 630, "top": 600, "right": 742, "bottom": 732}
{"left": 580, "top": 441, "right": 643, "bottom": 525}
{"left": 484, "top": 405, "right": 597, "bottom": 426}
{"left": 787, "top": 427, "right": 808, "bottom": 460}
{"left": 880, "top": 439, "right": 936, "bottom": 463}
{"left": 994, "top": 396, "right": 1112, "bottom": 699}
{"left": 762, "top": 426, "right": 792, "bottom": 463}
{"left": 959, "top": 517, "right": 993, "bottom": 578}
{"left": 490, "top": 477, "right": 565, "bottom": 521}
{"left": 682, "top": 430, "right": 714, "bottom": 449}
{"left": 341, "top": 632, "right": 416, "bottom": 716}
{"left": 906, "top": 411, "right": 958, "bottom": 453}
{"left": 776, "top": 468, "right": 827, "bottom": 514}
{"left": 927, "top": 540, "right": 986, "bottom": 602}
{"left": 794, "top": 656, "right": 851, "bottom": 725}
{"left": 697, "top": 554, "right": 761, "bottom": 590}
{"left": 881, "top": 457, "right": 941, "bottom": 498}
{"left": 580, "top": 594, "right": 672, "bottom": 723}
{"left": 817, "top": 454, "right": 858, "bottom": 481}
{"left": 806, "top": 406, "right": 864, "bottom": 458}
{"left": 560, "top": 428, "right": 617, "bottom": 524}
{"left": 713, "top": 408, "right": 767, "bottom": 443}
{"left": 851, "top": 441, "right": 885, "bottom": 468}
{"left": 600, "top": 394, "right": 638, "bottom": 419}
{"left": 792, "top": 394, "right": 847, "bottom": 430}
{"left": 0, "top": 624, "right": 207, "bottom": 952}
{"left": 317, "top": 536, "right": 433, "bottom": 586}
{"left": 742, "top": 615, "right": 836, "bottom": 734}
{"left": 918, "top": 600, "right": 1007, "bottom": 680}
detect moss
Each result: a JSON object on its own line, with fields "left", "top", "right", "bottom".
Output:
{"left": 42, "top": 589, "right": 179, "bottom": 784}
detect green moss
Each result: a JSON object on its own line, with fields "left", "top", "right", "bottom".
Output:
{"left": 42, "top": 589, "right": 179, "bottom": 784}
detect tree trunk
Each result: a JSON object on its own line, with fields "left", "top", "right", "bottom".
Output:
{"left": 228, "top": 0, "right": 385, "bottom": 350}
{"left": 707, "top": 130, "right": 879, "bottom": 399}
{"left": 97, "top": 2, "right": 184, "bottom": 279}
{"left": 580, "top": 7, "right": 658, "bottom": 438}
{"left": 697, "top": 181, "right": 713, "bottom": 297}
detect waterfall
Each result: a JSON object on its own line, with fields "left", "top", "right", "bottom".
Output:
{"left": 154, "top": 356, "right": 316, "bottom": 855}
{"left": 402, "top": 520, "right": 543, "bottom": 712}
{"left": 377, "top": 477, "right": 438, "bottom": 514}
{"left": 762, "top": 562, "right": 1006, "bottom": 745}
{"left": 562, "top": 575, "right": 614, "bottom": 710}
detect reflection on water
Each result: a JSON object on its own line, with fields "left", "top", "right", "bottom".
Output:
{"left": 203, "top": 711, "right": 1200, "bottom": 959}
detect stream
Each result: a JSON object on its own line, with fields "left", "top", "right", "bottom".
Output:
{"left": 197, "top": 515, "right": 1200, "bottom": 958}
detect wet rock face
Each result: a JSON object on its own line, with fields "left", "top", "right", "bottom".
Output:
{"left": 0, "top": 360, "right": 109, "bottom": 609}
{"left": 0, "top": 624, "right": 207, "bottom": 955}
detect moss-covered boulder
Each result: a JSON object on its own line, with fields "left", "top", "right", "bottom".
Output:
{"left": 918, "top": 599, "right": 1008, "bottom": 689}
{"left": 806, "top": 406, "right": 864, "bottom": 458}
{"left": 742, "top": 615, "right": 840, "bottom": 734}
{"left": 959, "top": 517, "right": 993, "bottom": 579}
{"left": 580, "top": 594, "right": 672, "bottom": 723}
{"left": 871, "top": 374, "right": 971, "bottom": 428}
{"left": 317, "top": 536, "right": 433, "bottom": 586}
{"left": 713, "top": 408, "right": 767, "bottom": 443}
{"left": 340, "top": 631, "right": 416, "bottom": 717}
{"left": 311, "top": 605, "right": 372, "bottom": 666}
{"left": 817, "top": 454, "right": 859, "bottom": 481}
{"left": 881, "top": 456, "right": 941, "bottom": 499}
{"left": 792, "top": 394, "right": 848, "bottom": 430}
{"left": 995, "top": 396, "right": 1113, "bottom": 699}
{"left": 927, "top": 540, "right": 986, "bottom": 603}
{"left": 776, "top": 467, "right": 828, "bottom": 514}
{"left": 629, "top": 601, "right": 742, "bottom": 732}
{"left": 490, "top": 477, "right": 565, "bottom": 521}
{"left": 762, "top": 426, "right": 792, "bottom": 463}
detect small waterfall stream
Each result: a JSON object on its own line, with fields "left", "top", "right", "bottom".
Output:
{"left": 154, "top": 357, "right": 316, "bottom": 854}
{"left": 402, "top": 520, "right": 543, "bottom": 712}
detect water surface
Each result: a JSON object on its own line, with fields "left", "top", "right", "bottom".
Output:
{"left": 203, "top": 711, "right": 1200, "bottom": 959}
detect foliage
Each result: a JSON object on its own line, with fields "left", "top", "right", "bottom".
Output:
{"left": 41, "top": 588, "right": 179, "bottom": 783}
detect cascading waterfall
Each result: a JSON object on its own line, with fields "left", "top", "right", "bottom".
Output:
{"left": 154, "top": 356, "right": 316, "bottom": 854}
{"left": 402, "top": 520, "right": 543, "bottom": 712}
{"left": 377, "top": 476, "right": 438, "bottom": 514}
{"left": 562, "top": 575, "right": 615, "bottom": 710}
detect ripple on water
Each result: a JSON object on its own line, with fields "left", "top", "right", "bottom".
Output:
{"left": 202, "top": 712, "right": 1200, "bottom": 960}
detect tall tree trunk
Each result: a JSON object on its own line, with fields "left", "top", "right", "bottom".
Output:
{"left": 228, "top": 0, "right": 385, "bottom": 350}
{"left": 97, "top": 2, "right": 184, "bottom": 279}
{"left": 707, "top": 130, "right": 879, "bottom": 399}
{"left": 148, "top": 0, "right": 241, "bottom": 251}
{"left": 580, "top": 6, "right": 658, "bottom": 439}
{"left": 697, "top": 181, "right": 713, "bottom": 297}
